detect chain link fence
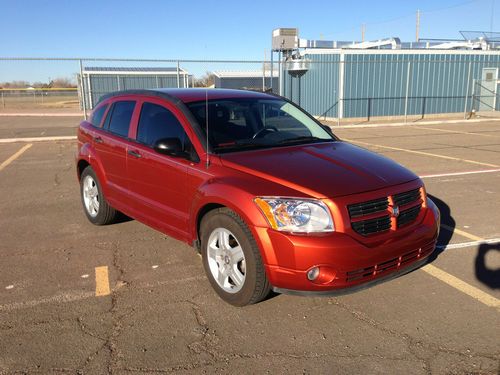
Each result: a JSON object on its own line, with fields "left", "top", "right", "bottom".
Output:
{"left": 0, "top": 57, "right": 498, "bottom": 122}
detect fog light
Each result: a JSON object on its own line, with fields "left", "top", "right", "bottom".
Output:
{"left": 307, "top": 267, "right": 320, "bottom": 281}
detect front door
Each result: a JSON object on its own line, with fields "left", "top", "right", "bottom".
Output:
{"left": 126, "top": 100, "right": 194, "bottom": 239}
{"left": 479, "top": 68, "right": 498, "bottom": 111}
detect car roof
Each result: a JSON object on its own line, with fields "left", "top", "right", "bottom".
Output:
{"left": 98, "top": 88, "right": 275, "bottom": 105}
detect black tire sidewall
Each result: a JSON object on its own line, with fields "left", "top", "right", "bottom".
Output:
{"left": 200, "top": 210, "right": 261, "bottom": 306}
{"left": 80, "top": 167, "right": 106, "bottom": 225}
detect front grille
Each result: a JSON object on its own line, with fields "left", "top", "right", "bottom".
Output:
{"left": 348, "top": 197, "right": 388, "bottom": 218}
{"left": 346, "top": 241, "right": 435, "bottom": 283}
{"left": 351, "top": 215, "right": 391, "bottom": 236}
{"left": 348, "top": 187, "right": 423, "bottom": 236}
{"left": 397, "top": 204, "right": 422, "bottom": 228}
{"left": 393, "top": 188, "right": 421, "bottom": 206}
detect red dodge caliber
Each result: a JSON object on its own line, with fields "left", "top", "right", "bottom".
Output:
{"left": 76, "top": 89, "right": 440, "bottom": 306}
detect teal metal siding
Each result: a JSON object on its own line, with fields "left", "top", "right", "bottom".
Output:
{"left": 285, "top": 52, "right": 500, "bottom": 119}
{"left": 283, "top": 53, "right": 340, "bottom": 118}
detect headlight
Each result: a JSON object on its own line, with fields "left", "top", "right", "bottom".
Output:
{"left": 254, "top": 197, "right": 334, "bottom": 233}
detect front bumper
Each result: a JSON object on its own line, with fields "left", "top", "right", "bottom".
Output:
{"left": 256, "top": 198, "right": 440, "bottom": 294}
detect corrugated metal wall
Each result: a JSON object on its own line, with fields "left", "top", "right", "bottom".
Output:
{"left": 214, "top": 76, "right": 279, "bottom": 90}
{"left": 284, "top": 51, "right": 500, "bottom": 119}
{"left": 81, "top": 74, "right": 186, "bottom": 108}
{"left": 282, "top": 53, "right": 340, "bottom": 118}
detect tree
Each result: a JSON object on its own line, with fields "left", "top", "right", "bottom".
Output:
{"left": 193, "top": 72, "right": 216, "bottom": 87}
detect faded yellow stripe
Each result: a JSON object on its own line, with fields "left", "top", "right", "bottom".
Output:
{"left": 440, "top": 224, "right": 483, "bottom": 241}
{"left": 422, "top": 264, "right": 500, "bottom": 310}
{"left": 95, "top": 266, "right": 111, "bottom": 297}
{"left": 0, "top": 143, "right": 32, "bottom": 171}
{"left": 344, "top": 139, "right": 499, "bottom": 168}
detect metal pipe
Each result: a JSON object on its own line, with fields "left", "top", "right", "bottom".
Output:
{"left": 463, "top": 62, "right": 472, "bottom": 119}
{"left": 79, "top": 59, "right": 87, "bottom": 120}
{"left": 404, "top": 61, "right": 411, "bottom": 123}
{"left": 176, "top": 61, "right": 180, "bottom": 88}
{"left": 270, "top": 51, "right": 274, "bottom": 92}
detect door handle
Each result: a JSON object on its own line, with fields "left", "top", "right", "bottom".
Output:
{"left": 127, "top": 149, "right": 142, "bottom": 158}
{"left": 94, "top": 136, "right": 103, "bottom": 144}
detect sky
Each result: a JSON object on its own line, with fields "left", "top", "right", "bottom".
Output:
{"left": 0, "top": 0, "right": 498, "bottom": 82}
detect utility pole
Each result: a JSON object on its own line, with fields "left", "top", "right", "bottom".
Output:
{"left": 361, "top": 24, "right": 366, "bottom": 42}
{"left": 416, "top": 9, "right": 420, "bottom": 42}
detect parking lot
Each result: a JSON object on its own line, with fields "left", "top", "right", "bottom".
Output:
{"left": 0, "top": 115, "right": 499, "bottom": 374}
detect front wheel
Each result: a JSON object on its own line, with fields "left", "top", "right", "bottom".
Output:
{"left": 200, "top": 208, "right": 271, "bottom": 306}
{"left": 80, "top": 166, "right": 118, "bottom": 225}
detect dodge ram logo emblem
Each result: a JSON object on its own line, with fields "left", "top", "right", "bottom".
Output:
{"left": 391, "top": 206, "right": 400, "bottom": 218}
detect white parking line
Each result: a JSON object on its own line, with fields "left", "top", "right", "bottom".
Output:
{"left": 438, "top": 238, "right": 500, "bottom": 250}
{"left": 421, "top": 169, "right": 500, "bottom": 179}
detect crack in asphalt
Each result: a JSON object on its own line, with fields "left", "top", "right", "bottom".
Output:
{"left": 324, "top": 297, "right": 500, "bottom": 373}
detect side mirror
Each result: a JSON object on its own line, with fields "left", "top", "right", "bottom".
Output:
{"left": 153, "top": 138, "right": 185, "bottom": 157}
{"left": 320, "top": 124, "right": 334, "bottom": 136}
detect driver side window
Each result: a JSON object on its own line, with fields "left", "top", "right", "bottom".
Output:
{"left": 137, "top": 102, "right": 190, "bottom": 149}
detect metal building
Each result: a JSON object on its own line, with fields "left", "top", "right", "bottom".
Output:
{"left": 273, "top": 29, "right": 500, "bottom": 120}
{"left": 213, "top": 71, "right": 279, "bottom": 91}
{"left": 78, "top": 66, "right": 190, "bottom": 109}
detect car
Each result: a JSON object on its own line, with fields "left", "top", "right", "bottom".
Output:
{"left": 76, "top": 88, "right": 440, "bottom": 306}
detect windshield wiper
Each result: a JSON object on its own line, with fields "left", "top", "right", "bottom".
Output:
{"left": 277, "top": 136, "right": 333, "bottom": 145}
{"left": 213, "top": 139, "right": 272, "bottom": 153}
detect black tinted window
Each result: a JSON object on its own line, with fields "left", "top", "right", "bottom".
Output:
{"left": 107, "top": 101, "right": 135, "bottom": 137}
{"left": 137, "top": 102, "right": 187, "bottom": 146}
{"left": 90, "top": 104, "right": 108, "bottom": 127}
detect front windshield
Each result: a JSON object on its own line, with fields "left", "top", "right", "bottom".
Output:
{"left": 186, "top": 98, "right": 336, "bottom": 153}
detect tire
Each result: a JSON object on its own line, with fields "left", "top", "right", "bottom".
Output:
{"left": 80, "top": 166, "right": 118, "bottom": 225}
{"left": 200, "top": 208, "right": 271, "bottom": 306}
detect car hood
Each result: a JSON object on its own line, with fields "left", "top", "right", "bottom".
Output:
{"left": 219, "top": 141, "right": 418, "bottom": 198}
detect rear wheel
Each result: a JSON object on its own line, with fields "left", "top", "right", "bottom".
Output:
{"left": 80, "top": 166, "right": 118, "bottom": 225}
{"left": 200, "top": 208, "right": 271, "bottom": 306}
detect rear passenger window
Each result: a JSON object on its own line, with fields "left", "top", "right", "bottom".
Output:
{"left": 137, "top": 102, "right": 188, "bottom": 147}
{"left": 90, "top": 104, "right": 108, "bottom": 127}
{"left": 107, "top": 101, "right": 135, "bottom": 137}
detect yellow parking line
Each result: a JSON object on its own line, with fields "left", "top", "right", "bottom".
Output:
{"left": 95, "top": 266, "right": 111, "bottom": 297}
{"left": 421, "top": 265, "right": 500, "bottom": 310}
{"left": 440, "top": 224, "right": 483, "bottom": 241}
{"left": 423, "top": 226, "right": 500, "bottom": 310}
{"left": 0, "top": 143, "right": 32, "bottom": 171}
{"left": 344, "top": 138, "right": 499, "bottom": 168}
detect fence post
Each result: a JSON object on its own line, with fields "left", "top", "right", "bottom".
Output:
{"left": 1, "top": 91, "right": 4, "bottom": 108}
{"left": 176, "top": 61, "right": 180, "bottom": 88}
{"left": 79, "top": 59, "right": 87, "bottom": 120}
{"left": 470, "top": 79, "right": 476, "bottom": 116}
{"left": 404, "top": 61, "right": 411, "bottom": 123}
{"left": 367, "top": 97, "right": 371, "bottom": 121}
{"left": 463, "top": 62, "right": 472, "bottom": 119}
{"left": 270, "top": 51, "right": 274, "bottom": 92}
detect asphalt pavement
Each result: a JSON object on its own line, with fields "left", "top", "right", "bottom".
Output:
{"left": 0, "top": 116, "right": 499, "bottom": 374}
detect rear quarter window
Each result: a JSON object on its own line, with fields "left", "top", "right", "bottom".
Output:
{"left": 106, "top": 101, "right": 136, "bottom": 137}
{"left": 90, "top": 104, "right": 108, "bottom": 127}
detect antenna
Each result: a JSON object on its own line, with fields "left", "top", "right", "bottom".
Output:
{"left": 205, "top": 89, "right": 210, "bottom": 169}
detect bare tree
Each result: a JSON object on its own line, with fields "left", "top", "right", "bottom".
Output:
{"left": 193, "top": 72, "right": 216, "bottom": 87}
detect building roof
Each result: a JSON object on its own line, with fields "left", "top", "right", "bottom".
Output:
{"left": 83, "top": 66, "right": 188, "bottom": 75}
{"left": 212, "top": 70, "right": 279, "bottom": 78}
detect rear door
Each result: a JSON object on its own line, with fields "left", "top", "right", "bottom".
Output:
{"left": 127, "top": 99, "right": 196, "bottom": 239}
{"left": 93, "top": 99, "right": 137, "bottom": 206}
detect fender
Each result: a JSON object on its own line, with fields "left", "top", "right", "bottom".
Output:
{"left": 189, "top": 177, "right": 276, "bottom": 265}
{"left": 77, "top": 142, "right": 110, "bottom": 198}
